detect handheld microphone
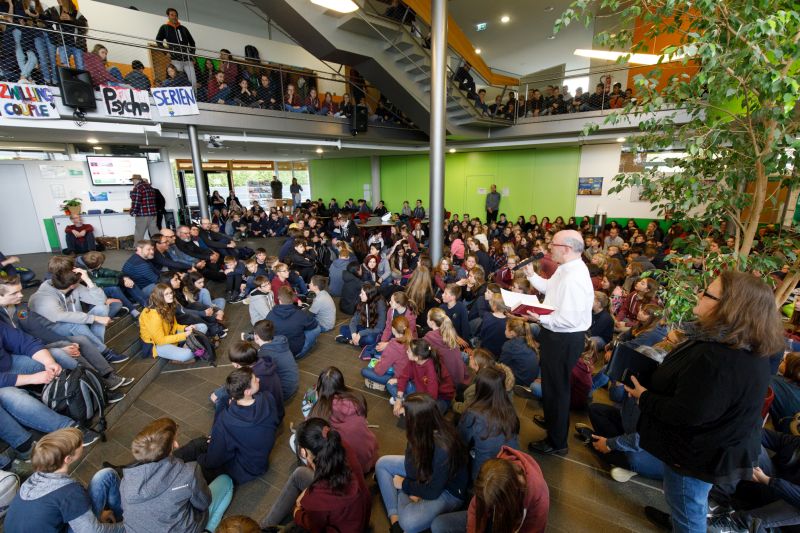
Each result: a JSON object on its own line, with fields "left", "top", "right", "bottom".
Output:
{"left": 512, "top": 253, "right": 544, "bottom": 271}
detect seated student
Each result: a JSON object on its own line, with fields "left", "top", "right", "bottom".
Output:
{"left": 308, "top": 275, "right": 336, "bottom": 333}
{"left": 336, "top": 283, "right": 386, "bottom": 347}
{"left": 339, "top": 262, "right": 363, "bottom": 315}
{"left": 266, "top": 286, "right": 321, "bottom": 359}
{"left": 181, "top": 271, "right": 227, "bottom": 314}
{"left": 389, "top": 339, "right": 456, "bottom": 415}
{"left": 121, "top": 240, "right": 161, "bottom": 297}
{"left": 615, "top": 277, "right": 659, "bottom": 330}
{"left": 287, "top": 239, "right": 316, "bottom": 283}
{"left": 458, "top": 367, "right": 521, "bottom": 480}
{"left": 431, "top": 448, "right": 550, "bottom": 533}
{"left": 63, "top": 214, "right": 96, "bottom": 255}
{"left": 252, "top": 319, "right": 298, "bottom": 401}
{"left": 260, "top": 418, "right": 371, "bottom": 532}
{"left": 425, "top": 308, "right": 470, "bottom": 388}
{"left": 29, "top": 266, "right": 128, "bottom": 364}
{"left": 175, "top": 367, "right": 280, "bottom": 486}
{"left": 306, "top": 367, "right": 378, "bottom": 473}
{"left": 478, "top": 293, "right": 509, "bottom": 358}
{"left": 139, "top": 283, "right": 209, "bottom": 363}
{"left": 500, "top": 317, "right": 540, "bottom": 387}
{"left": 223, "top": 255, "right": 247, "bottom": 303}
{"left": 248, "top": 275, "right": 275, "bottom": 326}
{"left": 771, "top": 353, "right": 800, "bottom": 433}
{"left": 441, "top": 283, "right": 471, "bottom": 341}
{"left": 4, "top": 428, "right": 122, "bottom": 533}
{"left": 0, "top": 250, "right": 38, "bottom": 288}
{"left": 269, "top": 262, "right": 293, "bottom": 299}
{"left": 78, "top": 251, "right": 147, "bottom": 317}
{"left": 376, "top": 291, "right": 418, "bottom": 346}
{"left": 376, "top": 393, "right": 468, "bottom": 533}
{"left": 211, "top": 341, "right": 284, "bottom": 419}
{"left": 590, "top": 291, "right": 614, "bottom": 350}
{"left": 362, "top": 315, "right": 412, "bottom": 388}
{"left": 240, "top": 258, "right": 266, "bottom": 298}
{"left": 453, "top": 348, "right": 514, "bottom": 414}
{"left": 123, "top": 59, "right": 151, "bottom": 90}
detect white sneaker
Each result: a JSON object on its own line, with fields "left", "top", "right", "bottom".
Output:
{"left": 389, "top": 397, "right": 396, "bottom": 406}
{"left": 610, "top": 467, "right": 638, "bottom": 482}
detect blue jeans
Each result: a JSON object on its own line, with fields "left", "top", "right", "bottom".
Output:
{"left": 296, "top": 325, "right": 322, "bottom": 359}
{"left": 361, "top": 366, "right": 393, "bottom": 385}
{"left": 50, "top": 305, "right": 109, "bottom": 352}
{"left": 590, "top": 367, "right": 625, "bottom": 403}
{"left": 12, "top": 29, "right": 36, "bottom": 79}
{"left": 289, "top": 271, "right": 308, "bottom": 295}
{"left": 103, "top": 285, "right": 147, "bottom": 310}
{"left": 154, "top": 323, "right": 208, "bottom": 362}
{"left": 375, "top": 455, "right": 464, "bottom": 533}
{"left": 284, "top": 104, "right": 308, "bottom": 113}
{"left": 198, "top": 288, "right": 226, "bottom": 310}
{"left": 386, "top": 380, "right": 416, "bottom": 400}
{"left": 0, "top": 384, "right": 75, "bottom": 447}
{"left": 338, "top": 325, "right": 379, "bottom": 347}
{"left": 48, "top": 348, "right": 79, "bottom": 371}
{"left": 34, "top": 35, "right": 57, "bottom": 84}
{"left": 431, "top": 511, "right": 468, "bottom": 533}
{"left": 57, "top": 44, "right": 84, "bottom": 70}
{"left": 662, "top": 466, "right": 712, "bottom": 533}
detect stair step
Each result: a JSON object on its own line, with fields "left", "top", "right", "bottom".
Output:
{"left": 395, "top": 53, "right": 425, "bottom": 65}
{"left": 385, "top": 40, "right": 414, "bottom": 53}
{"left": 104, "top": 358, "right": 166, "bottom": 428}
{"left": 406, "top": 63, "right": 430, "bottom": 75}
{"left": 337, "top": 16, "right": 401, "bottom": 41}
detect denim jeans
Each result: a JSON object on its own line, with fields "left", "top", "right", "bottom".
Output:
{"left": 50, "top": 304, "right": 110, "bottom": 352}
{"left": 57, "top": 44, "right": 84, "bottom": 70}
{"left": 361, "top": 366, "right": 393, "bottom": 385}
{"left": 431, "top": 511, "right": 468, "bottom": 533}
{"left": 296, "top": 325, "right": 322, "bottom": 359}
{"left": 198, "top": 288, "right": 226, "bottom": 310}
{"left": 48, "top": 348, "right": 80, "bottom": 371}
{"left": 12, "top": 29, "right": 36, "bottom": 79}
{"left": 65, "top": 232, "right": 96, "bottom": 255}
{"left": 155, "top": 323, "right": 208, "bottom": 362}
{"left": 34, "top": 35, "right": 57, "bottom": 84}
{"left": 662, "top": 466, "right": 713, "bottom": 533}
{"left": 103, "top": 286, "right": 141, "bottom": 312}
{"left": 591, "top": 368, "right": 625, "bottom": 403}
{"left": 169, "top": 59, "right": 197, "bottom": 88}
{"left": 289, "top": 271, "right": 308, "bottom": 295}
{"left": 262, "top": 466, "right": 314, "bottom": 526}
{"left": 0, "top": 385, "right": 75, "bottom": 447}
{"left": 375, "top": 455, "right": 464, "bottom": 533}
{"left": 338, "top": 325, "right": 379, "bottom": 347}
{"left": 386, "top": 380, "right": 416, "bottom": 399}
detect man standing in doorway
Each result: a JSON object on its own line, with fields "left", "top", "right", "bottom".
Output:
{"left": 129, "top": 174, "right": 158, "bottom": 242}
{"left": 485, "top": 184, "right": 501, "bottom": 224}
{"left": 270, "top": 176, "right": 283, "bottom": 201}
{"left": 523, "top": 229, "right": 593, "bottom": 456}
{"left": 155, "top": 8, "right": 197, "bottom": 88}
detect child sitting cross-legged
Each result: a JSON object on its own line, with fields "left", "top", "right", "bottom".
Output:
{"left": 210, "top": 341, "right": 284, "bottom": 420}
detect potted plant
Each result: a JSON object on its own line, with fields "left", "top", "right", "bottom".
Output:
{"left": 60, "top": 198, "right": 82, "bottom": 216}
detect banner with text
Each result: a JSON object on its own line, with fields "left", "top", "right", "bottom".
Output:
{"left": 99, "top": 86, "right": 151, "bottom": 119}
{"left": 151, "top": 86, "right": 199, "bottom": 117}
{"left": 0, "top": 83, "right": 59, "bottom": 119}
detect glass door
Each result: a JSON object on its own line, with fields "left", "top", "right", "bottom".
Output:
{"left": 206, "top": 171, "right": 232, "bottom": 212}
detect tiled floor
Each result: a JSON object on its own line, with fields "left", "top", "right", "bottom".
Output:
{"left": 19, "top": 242, "right": 666, "bottom": 532}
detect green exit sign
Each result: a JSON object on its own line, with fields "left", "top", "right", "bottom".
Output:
{"left": 475, "top": 22, "right": 487, "bottom": 31}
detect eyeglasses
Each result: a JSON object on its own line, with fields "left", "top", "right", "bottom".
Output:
{"left": 700, "top": 290, "right": 720, "bottom": 302}
{"left": 550, "top": 243, "right": 572, "bottom": 249}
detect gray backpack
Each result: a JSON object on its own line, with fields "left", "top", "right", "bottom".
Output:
{"left": 0, "top": 470, "right": 19, "bottom": 518}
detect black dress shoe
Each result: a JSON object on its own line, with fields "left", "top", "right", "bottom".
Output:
{"left": 533, "top": 414, "right": 547, "bottom": 429}
{"left": 527, "top": 439, "right": 567, "bottom": 456}
{"left": 644, "top": 506, "right": 672, "bottom": 530}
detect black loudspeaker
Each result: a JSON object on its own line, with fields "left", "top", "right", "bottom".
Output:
{"left": 351, "top": 104, "right": 368, "bottom": 135}
{"left": 58, "top": 67, "right": 96, "bottom": 110}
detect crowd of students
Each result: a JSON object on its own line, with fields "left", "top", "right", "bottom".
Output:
{"left": 1, "top": 190, "right": 799, "bottom": 532}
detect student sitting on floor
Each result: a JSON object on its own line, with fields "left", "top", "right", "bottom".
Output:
{"left": 248, "top": 275, "right": 275, "bottom": 326}
{"left": 361, "top": 315, "right": 412, "bottom": 389}
{"left": 308, "top": 275, "right": 336, "bottom": 333}
{"left": 500, "top": 317, "right": 540, "bottom": 387}
{"left": 441, "top": 283, "right": 471, "bottom": 341}
{"left": 452, "top": 348, "right": 514, "bottom": 414}
{"left": 266, "top": 287, "right": 321, "bottom": 359}
{"left": 424, "top": 308, "right": 470, "bottom": 388}
{"left": 336, "top": 282, "right": 386, "bottom": 348}
{"left": 5, "top": 427, "right": 123, "bottom": 533}
{"left": 388, "top": 339, "right": 456, "bottom": 415}
{"left": 139, "top": 283, "right": 209, "bottom": 363}
{"left": 211, "top": 341, "right": 284, "bottom": 420}
{"left": 253, "top": 319, "right": 298, "bottom": 401}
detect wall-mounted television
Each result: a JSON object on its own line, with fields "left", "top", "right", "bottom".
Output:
{"left": 86, "top": 156, "right": 151, "bottom": 186}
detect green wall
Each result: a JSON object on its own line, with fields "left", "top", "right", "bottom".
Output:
{"left": 311, "top": 147, "right": 580, "bottom": 220}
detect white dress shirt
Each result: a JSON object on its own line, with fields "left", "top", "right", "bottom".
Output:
{"left": 527, "top": 257, "right": 593, "bottom": 333}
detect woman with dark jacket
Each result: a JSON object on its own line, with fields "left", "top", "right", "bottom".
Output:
{"left": 626, "top": 271, "right": 785, "bottom": 532}
{"left": 337, "top": 282, "right": 386, "bottom": 347}
{"left": 338, "top": 262, "right": 364, "bottom": 315}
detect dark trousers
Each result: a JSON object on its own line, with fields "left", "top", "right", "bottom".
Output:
{"left": 486, "top": 209, "right": 498, "bottom": 224}
{"left": 588, "top": 403, "right": 630, "bottom": 468}
{"left": 173, "top": 436, "right": 225, "bottom": 484}
{"left": 66, "top": 232, "right": 96, "bottom": 254}
{"left": 539, "top": 328, "right": 586, "bottom": 449}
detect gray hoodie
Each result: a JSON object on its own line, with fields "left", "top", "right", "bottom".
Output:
{"left": 10, "top": 472, "right": 122, "bottom": 533}
{"left": 248, "top": 288, "right": 275, "bottom": 326}
{"left": 120, "top": 456, "right": 210, "bottom": 533}
{"left": 29, "top": 279, "right": 106, "bottom": 325}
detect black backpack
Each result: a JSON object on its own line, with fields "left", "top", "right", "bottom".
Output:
{"left": 244, "top": 45, "right": 260, "bottom": 61}
{"left": 41, "top": 367, "right": 107, "bottom": 439}
{"left": 184, "top": 332, "right": 217, "bottom": 366}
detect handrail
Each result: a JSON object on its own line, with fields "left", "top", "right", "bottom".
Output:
{"left": 400, "top": 0, "right": 519, "bottom": 87}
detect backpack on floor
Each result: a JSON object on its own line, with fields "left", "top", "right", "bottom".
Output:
{"left": 41, "top": 366, "right": 108, "bottom": 439}
{"left": 185, "top": 332, "right": 217, "bottom": 366}
{"left": 0, "top": 470, "right": 19, "bottom": 519}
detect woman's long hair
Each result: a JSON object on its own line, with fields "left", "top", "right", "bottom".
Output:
{"left": 697, "top": 271, "right": 785, "bottom": 356}
{"left": 472, "top": 458, "right": 526, "bottom": 533}
{"left": 296, "top": 418, "right": 352, "bottom": 494}
{"left": 404, "top": 393, "right": 466, "bottom": 484}
{"left": 405, "top": 265, "right": 434, "bottom": 311}
{"left": 391, "top": 290, "right": 417, "bottom": 316}
{"left": 427, "top": 308, "right": 459, "bottom": 348}
{"left": 148, "top": 283, "right": 176, "bottom": 326}
{"left": 409, "top": 339, "right": 445, "bottom": 383}
{"left": 506, "top": 317, "right": 538, "bottom": 350}
{"left": 466, "top": 367, "right": 520, "bottom": 441}
{"left": 356, "top": 282, "right": 382, "bottom": 328}
{"left": 181, "top": 271, "right": 204, "bottom": 301}
{"left": 310, "top": 366, "right": 367, "bottom": 421}
{"left": 632, "top": 304, "right": 663, "bottom": 337}
{"left": 389, "top": 316, "right": 413, "bottom": 346}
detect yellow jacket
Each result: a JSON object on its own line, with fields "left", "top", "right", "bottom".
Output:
{"left": 139, "top": 308, "right": 187, "bottom": 358}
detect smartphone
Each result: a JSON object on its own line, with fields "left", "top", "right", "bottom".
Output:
{"left": 620, "top": 368, "right": 637, "bottom": 389}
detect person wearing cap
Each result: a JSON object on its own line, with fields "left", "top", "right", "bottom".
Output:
{"left": 124, "top": 60, "right": 152, "bottom": 90}
{"left": 129, "top": 174, "right": 158, "bottom": 242}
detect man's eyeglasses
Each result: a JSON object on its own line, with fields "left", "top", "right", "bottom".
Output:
{"left": 700, "top": 290, "right": 720, "bottom": 302}
{"left": 550, "top": 243, "right": 571, "bottom": 249}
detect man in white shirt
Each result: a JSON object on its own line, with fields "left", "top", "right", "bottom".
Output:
{"left": 524, "top": 229, "right": 594, "bottom": 455}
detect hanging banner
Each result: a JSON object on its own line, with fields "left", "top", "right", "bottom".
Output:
{"left": 151, "top": 86, "right": 199, "bottom": 117}
{"left": 0, "top": 83, "right": 59, "bottom": 119}
{"left": 99, "top": 86, "right": 151, "bottom": 119}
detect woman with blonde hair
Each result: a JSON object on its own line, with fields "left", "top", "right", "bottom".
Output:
{"left": 500, "top": 317, "right": 539, "bottom": 386}
{"left": 425, "top": 308, "right": 470, "bottom": 387}
{"left": 139, "top": 283, "right": 207, "bottom": 362}
{"left": 453, "top": 348, "right": 514, "bottom": 414}
{"left": 477, "top": 293, "right": 508, "bottom": 357}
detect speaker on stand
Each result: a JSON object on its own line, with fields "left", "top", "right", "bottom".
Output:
{"left": 351, "top": 104, "right": 369, "bottom": 135}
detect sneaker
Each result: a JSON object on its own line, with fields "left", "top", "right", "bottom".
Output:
{"left": 708, "top": 512, "right": 748, "bottom": 533}
{"left": 81, "top": 429, "right": 101, "bottom": 447}
{"left": 218, "top": 330, "right": 228, "bottom": 339}
{"left": 241, "top": 298, "right": 250, "bottom": 305}
{"left": 574, "top": 423, "right": 595, "bottom": 444}
{"left": 104, "top": 351, "right": 129, "bottom": 364}
{"left": 107, "top": 390, "right": 126, "bottom": 404}
{"left": 610, "top": 467, "right": 638, "bottom": 482}
{"left": 513, "top": 384, "right": 535, "bottom": 399}
{"left": 389, "top": 396, "right": 396, "bottom": 406}
{"left": 241, "top": 332, "right": 255, "bottom": 342}
{"left": 115, "top": 307, "right": 130, "bottom": 318}
{"left": 9, "top": 459, "right": 33, "bottom": 480}
{"left": 335, "top": 335, "right": 350, "bottom": 344}
{"left": 105, "top": 374, "right": 134, "bottom": 391}
{"left": 364, "top": 378, "right": 386, "bottom": 391}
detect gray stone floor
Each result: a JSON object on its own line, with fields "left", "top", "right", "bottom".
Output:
{"left": 17, "top": 242, "right": 666, "bottom": 532}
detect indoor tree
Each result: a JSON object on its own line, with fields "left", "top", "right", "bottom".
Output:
{"left": 556, "top": 0, "right": 800, "bottom": 321}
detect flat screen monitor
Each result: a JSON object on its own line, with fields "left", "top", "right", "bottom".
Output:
{"left": 86, "top": 156, "right": 150, "bottom": 186}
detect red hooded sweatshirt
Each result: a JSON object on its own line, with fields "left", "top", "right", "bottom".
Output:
{"left": 328, "top": 397, "right": 378, "bottom": 472}
{"left": 467, "top": 445, "right": 550, "bottom": 533}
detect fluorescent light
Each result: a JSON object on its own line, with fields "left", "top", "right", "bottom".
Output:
{"left": 475, "top": 22, "right": 487, "bottom": 31}
{"left": 475, "top": 48, "right": 481, "bottom": 54}
{"left": 87, "top": 138, "right": 99, "bottom": 144}
{"left": 500, "top": 15, "right": 510, "bottom": 23}
{"left": 573, "top": 48, "right": 684, "bottom": 65}
{"left": 93, "top": 146, "right": 103, "bottom": 150}
{"left": 310, "top": 0, "right": 358, "bottom": 13}
{"left": 616, "top": 137, "right": 627, "bottom": 143}
{"left": 316, "top": 148, "right": 324, "bottom": 154}
{"left": 449, "top": 148, "right": 456, "bottom": 153}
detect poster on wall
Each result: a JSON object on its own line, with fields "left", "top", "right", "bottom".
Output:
{"left": 99, "top": 86, "right": 151, "bottom": 119}
{"left": 151, "top": 87, "right": 199, "bottom": 117}
{"left": 0, "top": 83, "right": 59, "bottom": 119}
{"left": 577, "top": 177, "right": 603, "bottom": 196}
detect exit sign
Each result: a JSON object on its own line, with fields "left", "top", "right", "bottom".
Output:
{"left": 475, "top": 22, "right": 487, "bottom": 31}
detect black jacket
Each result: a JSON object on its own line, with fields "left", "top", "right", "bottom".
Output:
{"left": 155, "top": 23, "right": 196, "bottom": 62}
{"left": 637, "top": 340, "right": 770, "bottom": 483}
{"left": 339, "top": 270, "right": 362, "bottom": 315}
{"left": 176, "top": 238, "right": 212, "bottom": 261}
